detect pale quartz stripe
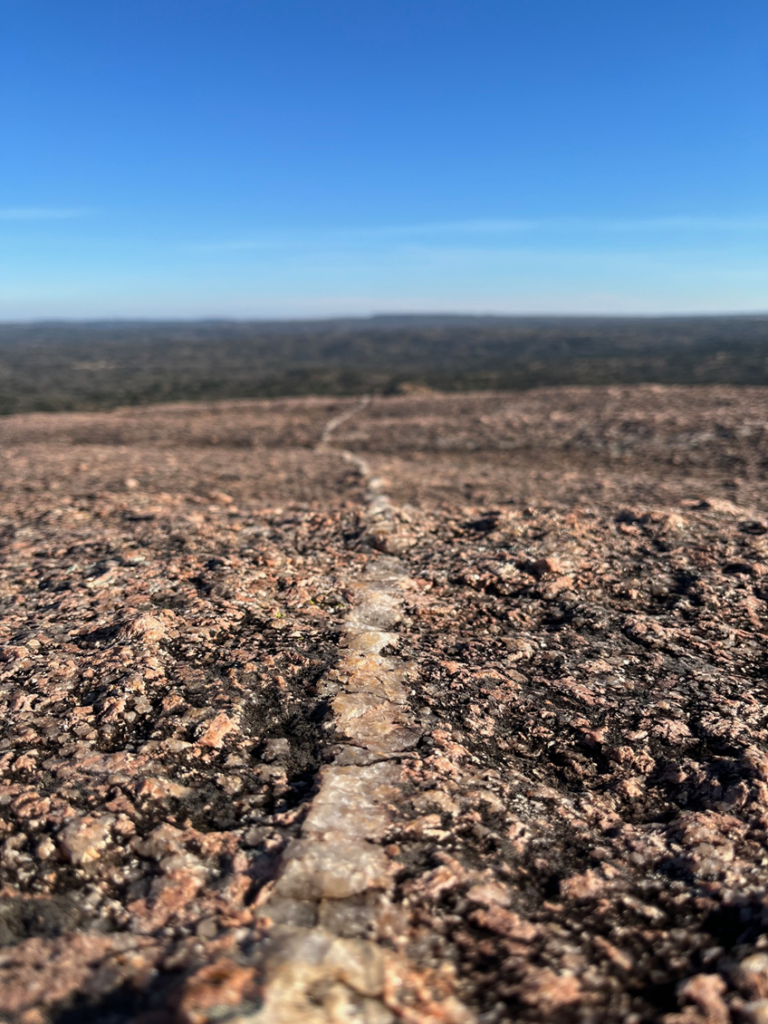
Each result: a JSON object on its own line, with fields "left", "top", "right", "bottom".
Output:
{"left": 235, "top": 400, "right": 474, "bottom": 1024}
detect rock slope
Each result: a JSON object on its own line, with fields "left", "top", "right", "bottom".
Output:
{"left": 1, "top": 386, "right": 768, "bottom": 1023}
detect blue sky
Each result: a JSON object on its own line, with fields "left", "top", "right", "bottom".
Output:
{"left": 1, "top": 0, "right": 766, "bottom": 318}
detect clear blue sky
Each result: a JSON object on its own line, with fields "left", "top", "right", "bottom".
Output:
{"left": 1, "top": 0, "right": 766, "bottom": 318}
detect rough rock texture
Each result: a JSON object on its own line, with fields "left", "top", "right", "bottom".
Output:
{"left": 1, "top": 386, "right": 768, "bottom": 1022}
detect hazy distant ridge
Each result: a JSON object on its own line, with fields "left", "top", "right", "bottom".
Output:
{"left": 0, "top": 315, "right": 766, "bottom": 415}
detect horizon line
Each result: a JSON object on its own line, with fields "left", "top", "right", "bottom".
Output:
{"left": 2, "top": 309, "right": 767, "bottom": 325}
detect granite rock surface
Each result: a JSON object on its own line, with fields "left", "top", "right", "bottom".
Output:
{"left": 1, "top": 386, "right": 768, "bottom": 1022}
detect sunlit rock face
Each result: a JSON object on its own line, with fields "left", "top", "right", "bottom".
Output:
{"left": 3, "top": 387, "right": 768, "bottom": 1022}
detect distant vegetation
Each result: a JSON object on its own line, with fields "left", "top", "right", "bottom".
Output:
{"left": 0, "top": 315, "right": 766, "bottom": 415}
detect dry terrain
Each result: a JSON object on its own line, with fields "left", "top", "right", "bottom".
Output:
{"left": 2, "top": 386, "right": 768, "bottom": 1023}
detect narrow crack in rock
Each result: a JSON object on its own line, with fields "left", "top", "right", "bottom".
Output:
{"left": 241, "top": 400, "right": 475, "bottom": 1024}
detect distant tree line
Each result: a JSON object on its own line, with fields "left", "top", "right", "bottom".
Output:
{"left": 0, "top": 315, "right": 766, "bottom": 415}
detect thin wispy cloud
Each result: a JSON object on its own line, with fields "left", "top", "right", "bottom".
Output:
{"left": 0, "top": 207, "right": 94, "bottom": 221}
{"left": 380, "top": 215, "right": 768, "bottom": 234}
{"left": 188, "top": 214, "right": 768, "bottom": 253}
{"left": 186, "top": 237, "right": 294, "bottom": 252}
{"left": 600, "top": 216, "right": 768, "bottom": 231}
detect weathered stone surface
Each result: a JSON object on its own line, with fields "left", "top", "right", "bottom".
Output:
{"left": 302, "top": 763, "right": 400, "bottom": 840}
{"left": 57, "top": 814, "right": 115, "bottom": 866}
{"left": 175, "top": 960, "right": 261, "bottom": 1024}
{"left": 273, "top": 838, "right": 393, "bottom": 901}
{"left": 2, "top": 387, "right": 768, "bottom": 1021}
{"left": 346, "top": 591, "right": 402, "bottom": 631}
